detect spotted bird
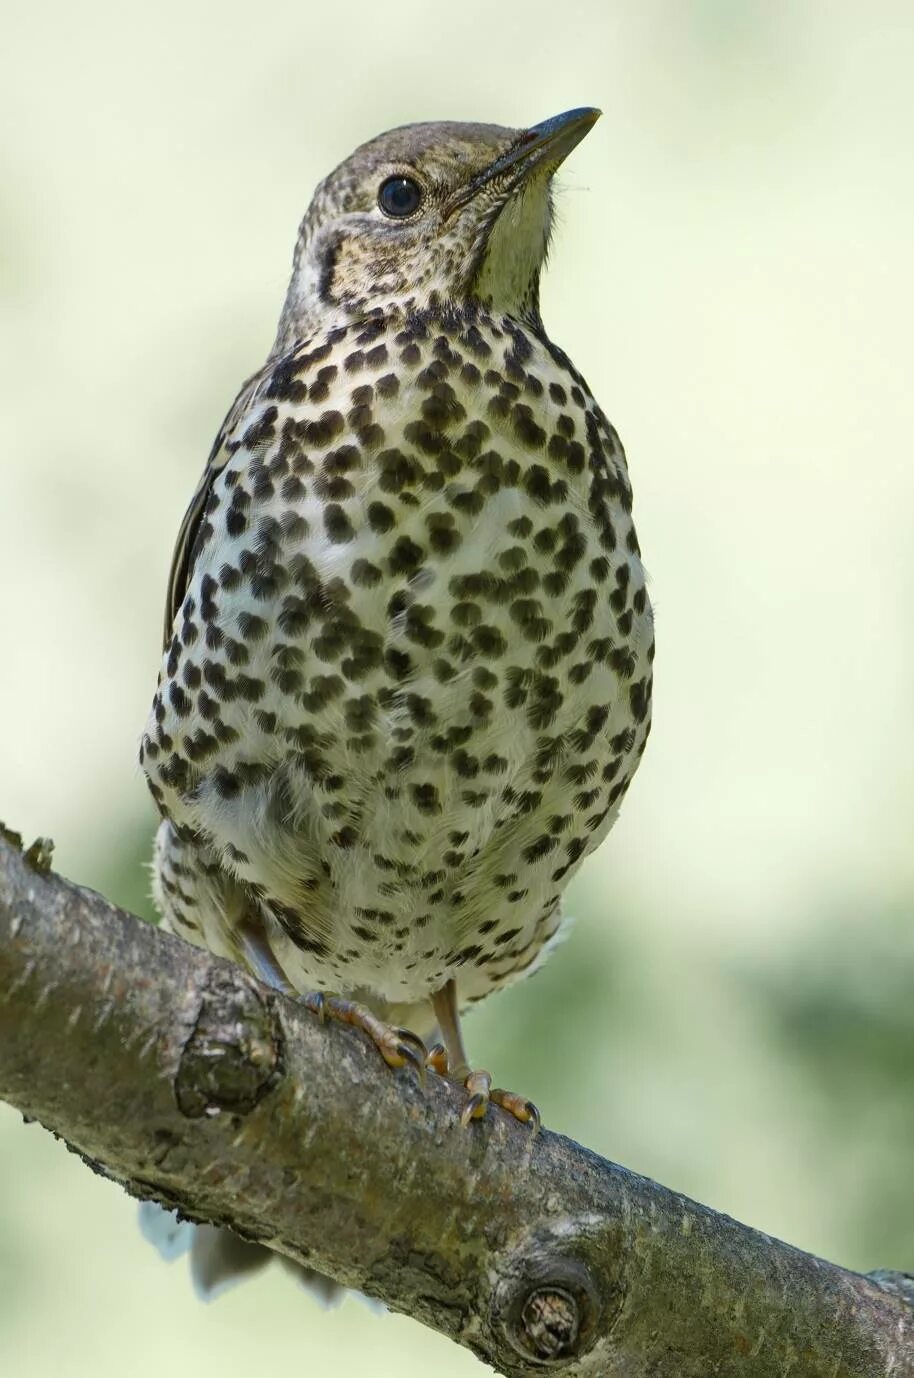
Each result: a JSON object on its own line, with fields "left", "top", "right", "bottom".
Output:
{"left": 142, "top": 108, "right": 654, "bottom": 1134}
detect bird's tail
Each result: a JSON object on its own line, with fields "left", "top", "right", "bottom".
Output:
{"left": 138, "top": 1201, "right": 347, "bottom": 1306}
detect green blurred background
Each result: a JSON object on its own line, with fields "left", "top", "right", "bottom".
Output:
{"left": 2, "top": 2, "right": 913, "bottom": 1372}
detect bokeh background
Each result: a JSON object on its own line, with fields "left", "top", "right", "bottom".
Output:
{"left": 2, "top": 1, "right": 913, "bottom": 1372}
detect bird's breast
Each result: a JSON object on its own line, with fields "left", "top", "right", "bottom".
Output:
{"left": 143, "top": 308, "right": 653, "bottom": 1000}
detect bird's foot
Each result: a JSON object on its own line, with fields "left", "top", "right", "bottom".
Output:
{"left": 426, "top": 1044, "right": 541, "bottom": 1133}
{"left": 304, "top": 993, "right": 427, "bottom": 1085}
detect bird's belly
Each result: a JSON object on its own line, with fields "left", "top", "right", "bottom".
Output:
{"left": 144, "top": 334, "right": 653, "bottom": 1005}
{"left": 150, "top": 504, "right": 649, "bottom": 1002}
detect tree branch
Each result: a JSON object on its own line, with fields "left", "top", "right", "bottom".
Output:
{"left": 0, "top": 829, "right": 911, "bottom": 1375}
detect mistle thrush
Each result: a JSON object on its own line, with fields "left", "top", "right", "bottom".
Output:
{"left": 142, "top": 108, "right": 654, "bottom": 1129}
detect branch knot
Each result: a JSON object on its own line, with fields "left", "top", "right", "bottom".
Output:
{"left": 519, "top": 1286, "right": 581, "bottom": 1361}
{"left": 174, "top": 966, "right": 282, "bottom": 1119}
{"left": 491, "top": 1218, "right": 616, "bottom": 1369}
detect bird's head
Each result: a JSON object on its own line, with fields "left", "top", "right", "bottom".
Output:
{"left": 276, "top": 108, "right": 600, "bottom": 349}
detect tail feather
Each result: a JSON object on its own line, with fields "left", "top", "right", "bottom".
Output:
{"left": 138, "top": 1202, "right": 355, "bottom": 1308}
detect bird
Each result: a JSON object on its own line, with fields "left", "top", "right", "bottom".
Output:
{"left": 142, "top": 107, "right": 654, "bottom": 1141}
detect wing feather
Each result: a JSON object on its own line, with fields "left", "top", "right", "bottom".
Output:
{"left": 162, "top": 367, "right": 267, "bottom": 649}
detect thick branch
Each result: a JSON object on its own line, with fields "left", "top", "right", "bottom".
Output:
{"left": 0, "top": 830, "right": 911, "bottom": 1375}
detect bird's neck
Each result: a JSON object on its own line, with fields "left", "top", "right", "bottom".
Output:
{"left": 272, "top": 287, "right": 547, "bottom": 362}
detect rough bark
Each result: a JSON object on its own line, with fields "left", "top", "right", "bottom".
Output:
{"left": 0, "top": 828, "right": 911, "bottom": 1376}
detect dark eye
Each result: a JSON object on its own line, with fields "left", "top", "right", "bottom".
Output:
{"left": 378, "top": 176, "right": 424, "bottom": 218}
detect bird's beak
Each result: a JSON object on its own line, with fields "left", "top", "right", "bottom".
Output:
{"left": 488, "top": 107, "right": 602, "bottom": 181}
{"left": 447, "top": 107, "right": 601, "bottom": 214}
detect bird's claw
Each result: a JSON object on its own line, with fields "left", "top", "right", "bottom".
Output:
{"left": 459, "top": 1070, "right": 492, "bottom": 1127}
{"left": 425, "top": 1042, "right": 450, "bottom": 1077}
{"left": 428, "top": 1048, "right": 540, "bottom": 1133}
{"left": 386, "top": 1027, "right": 428, "bottom": 1086}
{"left": 491, "top": 1088, "right": 542, "bottom": 1138}
{"left": 303, "top": 993, "right": 427, "bottom": 1087}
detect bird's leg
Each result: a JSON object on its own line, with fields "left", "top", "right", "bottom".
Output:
{"left": 429, "top": 980, "right": 541, "bottom": 1132}
{"left": 303, "top": 993, "right": 427, "bottom": 1085}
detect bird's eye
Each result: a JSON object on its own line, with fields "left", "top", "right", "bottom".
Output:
{"left": 378, "top": 176, "right": 424, "bottom": 219}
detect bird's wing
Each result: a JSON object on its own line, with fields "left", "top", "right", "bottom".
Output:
{"left": 162, "top": 366, "right": 268, "bottom": 650}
